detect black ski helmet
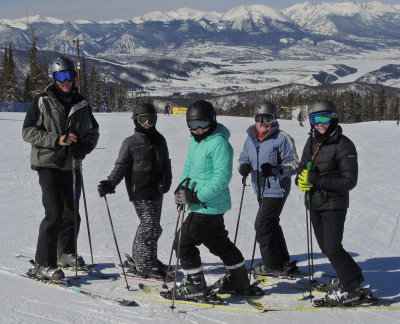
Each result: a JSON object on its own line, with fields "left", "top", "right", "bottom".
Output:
{"left": 132, "top": 103, "right": 157, "bottom": 127}
{"left": 254, "top": 101, "right": 277, "bottom": 117}
{"left": 186, "top": 100, "right": 216, "bottom": 122}
{"left": 308, "top": 99, "right": 338, "bottom": 116}
{"left": 49, "top": 56, "right": 76, "bottom": 76}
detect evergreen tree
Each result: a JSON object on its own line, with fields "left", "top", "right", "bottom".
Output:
{"left": 80, "top": 56, "right": 89, "bottom": 97}
{"left": 23, "top": 35, "right": 43, "bottom": 102}
{"left": 0, "top": 44, "right": 19, "bottom": 102}
{"left": 117, "top": 78, "right": 129, "bottom": 111}
{"left": 0, "top": 46, "right": 9, "bottom": 102}
{"left": 375, "top": 89, "right": 387, "bottom": 121}
{"left": 388, "top": 94, "right": 399, "bottom": 120}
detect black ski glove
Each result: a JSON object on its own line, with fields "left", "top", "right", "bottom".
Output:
{"left": 261, "top": 163, "right": 282, "bottom": 178}
{"left": 174, "top": 188, "right": 201, "bottom": 205}
{"left": 69, "top": 141, "right": 92, "bottom": 159}
{"left": 98, "top": 180, "right": 116, "bottom": 197}
{"left": 158, "top": 181, "right": 171, "bottom": 194}
{"left": 239, "top": 163, "right": 252, "bottom": 177}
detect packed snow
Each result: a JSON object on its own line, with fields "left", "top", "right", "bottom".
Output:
{"left": 0, "top": 112, "right": 399, "bottom": 323}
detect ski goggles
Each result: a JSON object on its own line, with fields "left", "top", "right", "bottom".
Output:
{"left": 187, "top": 119, "right": 211, "bottom": 131}
{"left": 309, "top": 112, "right": 338, "bottom": 126}
{"left": 54, "top": 70, "right": 76, "bottom": 83}
{"left": 137, "top": 114, "right": 157, "bottom": 125}
{"left": 255, "top": 114, "right": 275, "bottom": 125}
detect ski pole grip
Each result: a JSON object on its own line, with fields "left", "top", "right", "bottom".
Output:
{"left": 174, "top": 178, "right": 191, "bottom": 194}
{"left": 306, "top": 162, "right": 312, "bottom": 202}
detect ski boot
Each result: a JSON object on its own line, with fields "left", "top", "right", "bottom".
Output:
{"left": 122, "top": 253, "right": 173, "bottom": 281}
{"left": 36, "top": 265, "right": 66, "bottom": 281}
{"left": 313, "top": 284, "right": 377, "bottom": 307}
{"left": 161, "top": 271, "right": 209, "bottom": 301}
{"left": 315, "top": 277, "right": 340, "bottom": 293}
{"left": 57, "top": 253, "right": 87, "bottom": 270}
{"left": 253, "top": 260, "right": 298, "bottom": 279}
{"left": 211, "top": 264, "right": 264, "bottom": 296}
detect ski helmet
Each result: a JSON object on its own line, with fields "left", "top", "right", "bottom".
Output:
{"left": 308, "top": 99, "right": 338, "bottom": 116}
{"left": 254, "top": 101, "right": 277, "bottom": 117}
{"left": 49, "top": 56, "right": 76, "bottom": 75}
{"left": 132, "top": 103, "right": 157, "bottom": 127}
{"left": 186, "top": 100, "right": 216, "bottom": 122}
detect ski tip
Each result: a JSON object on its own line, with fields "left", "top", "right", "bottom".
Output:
{"left": 121, "top": 300, "right": 139, "bottom": 307}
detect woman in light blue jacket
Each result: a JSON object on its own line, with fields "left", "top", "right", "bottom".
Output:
{"left": 238, "top": 101, "right": 299, "bottom": 278}
{"left": 162, "top": 100, "right": 254, "bottom": 302}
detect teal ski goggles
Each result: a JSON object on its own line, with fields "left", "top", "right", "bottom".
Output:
{"left": 309, "top": 112, "right": 338, "bottom": 126}
{"left": 54, "top": 70, "right": 76, "bottom": 82}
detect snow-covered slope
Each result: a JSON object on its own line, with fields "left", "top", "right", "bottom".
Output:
{"left": 0, "top": 112, "right": 399, "bottom": 322}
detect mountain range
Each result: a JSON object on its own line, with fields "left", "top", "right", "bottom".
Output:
{"left": 1, "top": 1, "right": 400, "bottom": 97}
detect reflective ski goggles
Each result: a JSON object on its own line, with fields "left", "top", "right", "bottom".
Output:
{"left": 54, "top": 70, "right": 76, "bottom": 83}
{"left": 137, "top": 114, "right": 157, "bottom": 125}
{"left": 187, "top": 119, "right": 211, "bottom": 131}
{"left": 255, "top": 114, "right": 275, "bottom": 125}
{"left": 309, "top": 112, "right": 338, "bottom": 126}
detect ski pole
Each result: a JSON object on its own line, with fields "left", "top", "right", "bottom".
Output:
{"left": 248, "top": 178, "right": 267, "bottom": 280}
{"left": 163, "top": 208, "right": 181, "bottom": 289}
{"left": 234, "top": 176, "right": 247, "bottom": 245}
{"left": 170, "top": 204, "right": 186, "bottom": 312}
{"left": 79, "top": 161, "right": 94, "bottom": 267}
{"left": 103, "top": 196, "right": 130, "bottom": 290}
{"left": 163, "top": 178, "right": 191, "bottom": 288}
{"left": 170, "top": 178, "right": 191, "bottom": 311}
{"left": 72, "top": 158, "right": 79, "bottom": 280}
{"left": 305, "top": 161, "right": 315, "bottom": 299}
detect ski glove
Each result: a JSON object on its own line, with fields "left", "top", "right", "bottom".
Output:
{"left": 297, "top": 169, "right": 313, "bottom": 191}
{"left": 239, "top": 163, "right": 252, "bottom": 177}
{"left": 98, "top": 180, "right": 116, "bottom": 197}
{"left": 158, "top": 181, "right": 171, "bottom": 194}
{"left": 69, "top": 141, "right": 92, "bottom": 159}
{"left": 261, "top": 163, "right": 282, "bottom": 178}
{"left": 175, "top": 188, "right": 201, "bottom": 206}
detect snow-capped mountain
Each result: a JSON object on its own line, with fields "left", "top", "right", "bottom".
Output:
{"left": 283, "top": 1, "right": 400, "bottom": 37}
{"left": 1, "top": 2, "right": 400, "bottom": 96}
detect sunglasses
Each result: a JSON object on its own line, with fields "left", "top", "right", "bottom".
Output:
{"left": 187, "top": 120, "right": 211, "bottom": 131}
{"left": 255, "top": 114, "right": 275, "bottom": 125}
{"left": 309, "top": 112, "right": 338, "bottom": 126}
{"left": 137, "top": 114, "right": 156, "bottom": 125}
{"left": 54, "top": 70, "right": 76, "bottom": 83}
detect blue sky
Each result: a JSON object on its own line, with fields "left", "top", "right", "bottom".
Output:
{"left": 0, "top": 0, "right": 398, "bottom": 20}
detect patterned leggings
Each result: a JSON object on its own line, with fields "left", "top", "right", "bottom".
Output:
{"left": 132, "top": 197, "right": 163, "bottom": 270}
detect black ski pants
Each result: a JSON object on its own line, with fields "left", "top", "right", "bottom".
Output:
{"left": 173, "top": 212, "right": 244, "bottom": 271}
{"left": 311, "top": 209, "right": 364, "bottom": 291}
{"left": 255, "top": 197, "right": 290, "bottom": 270}
{"left": 35, "top": 167, "right": 81, "bottom": 267}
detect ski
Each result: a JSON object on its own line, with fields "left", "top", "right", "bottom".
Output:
{"left": 3, "top": 262, "right": 138, "bottom": 307}
{"left": 137, "top": 283, "right": 266, "bottom": 313}
{"left": 15, "top": 254, "right": 118, "bottom": 281}
{"left": 124, "top": 272, "right": 174, "bottom": 285}
{"left": 25, "top": 272, "right": 137, "bottom": 306}
{"left": 139, "top": 282, "right": 269, "bottom": 312}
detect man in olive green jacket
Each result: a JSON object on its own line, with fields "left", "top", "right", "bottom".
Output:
{"left": 22, "top": 56, "right": 99, "bottom": 281}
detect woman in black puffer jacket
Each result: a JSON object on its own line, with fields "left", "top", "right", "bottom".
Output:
{"left": 296, "top": 99, "right": 365, "bottom": 307}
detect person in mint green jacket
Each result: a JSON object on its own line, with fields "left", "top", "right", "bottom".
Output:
{"left": 164, "top": 100, "right": 252, "bottom": 302}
